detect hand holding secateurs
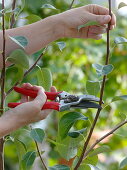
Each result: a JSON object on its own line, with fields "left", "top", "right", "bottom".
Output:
{"left": 8, "top": 86, "right": 102, "bottom": 111}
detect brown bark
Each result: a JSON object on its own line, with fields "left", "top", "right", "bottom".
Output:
{"left": 0, "top": 138, "right": 4, "bottom": 170}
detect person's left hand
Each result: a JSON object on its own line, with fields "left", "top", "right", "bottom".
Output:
{"left": 56, "top": 4, "right": 116, "bottom": 40}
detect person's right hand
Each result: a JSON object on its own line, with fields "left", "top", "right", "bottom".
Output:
{"left": 10, "top": 83, "right": 57, "bottom": 126}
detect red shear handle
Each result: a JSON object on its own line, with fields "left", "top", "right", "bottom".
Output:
{"left": 14, "top": 87, "right": 62, "bottom": 100}
{"left": 8, "top": 102, "right": 60, "bottom": 111}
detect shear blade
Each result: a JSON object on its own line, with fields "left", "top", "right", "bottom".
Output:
{"left": 71, "top": 101, "right": 101, "bottom": 109}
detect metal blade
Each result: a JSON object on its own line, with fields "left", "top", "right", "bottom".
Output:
{"left": 71, "top": 101, "right": 102, "bottom": 109}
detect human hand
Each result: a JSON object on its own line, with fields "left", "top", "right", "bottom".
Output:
{"left": 57, "top": 4, "right": 116, "bottom": 40}
{"left": 11, "top": 83, "right": 57, "bottom": 126}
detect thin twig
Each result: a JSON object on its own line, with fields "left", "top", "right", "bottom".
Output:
{"left": 34, "top": 140, "right": 48, "bottom": 170}
{"left": 83, "top": 119, "right": 127, "bottom": 158}
{"left": 6, "top": 47, "right": 48, "bottom": 96}
{"left": 74, "top": 1, "right": 112, "bottom": 169}
{"left": 69, "top": 0, "right": 75, "bottom": 9}
{"left": 0, "top": 1, "right": 6, "bottom": 169}
{"left": 29, "top": 125, "right": 48, "bottom": 170}
{"left": 10, "top": 0, "right": 16, "bottom": 29}
{"left": 0, "top": 0, "right": 6, "bottom": 115}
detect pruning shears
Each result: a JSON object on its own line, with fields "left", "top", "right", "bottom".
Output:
{"left": 8, "top": 87, "right": 102, "bottom": 111}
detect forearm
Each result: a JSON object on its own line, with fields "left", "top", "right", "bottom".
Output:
{"left": 0, "top": 15, "right": 62, "bottom": 68}
{"left": 0, "top": 110, "right": 24, "bottom": 138}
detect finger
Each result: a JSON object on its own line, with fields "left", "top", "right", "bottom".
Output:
{"left": 20, "top": 95, "right": 28, "bottom": 103}
{"left": 40, "top": 109, "right": 53, "bottom": 119}
{"left": 50, "top": 86, "right": 57, "bottom": 92}
{"left": 88, "top": 33, "right": 102, "bottom": 40}
{"left": 34, "top": 87, "right": 47, "bottom": 108}
{"left": 85, "top": 5, "right": 116, "bottom": 26}
{"left": 89, "top": 25, "right": 107, "bottom": 34}
{"left": 24, "top": 85, "right": 45, "bottom": 102}
{"left": 22, "top": 83, "right": 33, "bottom": 89}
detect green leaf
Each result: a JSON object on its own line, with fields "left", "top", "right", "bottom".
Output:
{"left": 0, "top": 3, "right": 3, "bottom": 17}
{"left": 78, "top": 21, "right": 100, "bottom": 31}
{"left": 0, "top": 3, "right": 2, "bottom": 10}
{"left": 9, "top": 36, "right": 28, "bottom": 49}
{"left": 30, "top": 128, "right": 45, "bottom": 143}
{"left": 56, "top": 136, "right": 82, "bottom": 160}
{"left": 89, "top": 145, "right": 110, "bottom": 157}
{"left": 49, "top": 165, "right": 70, "bottom": 170}
{"left": 86, "top": 81, "right": 100, "bottom": 96}
{"left": 7, "top": 49, "right": 29, "bottom": 69}
{"left": 41, "top": 4, "right": 57, "bottom": 10}
{"left": 118, "top": 2, "right": 127, "bottom": 9}
{"left": 102, "top": 64, "right": 114, "bottom": 75}
{"left": 22, "top": 151, "right": 36, "bottom": 169}
{"left": 114, "top": 37, "right": 127, "bottom": 44}
{"left": 0, "top": 3, "right": 2, "bottom": 17}
{"left": 5, "top": 8, "right": 20, "bottom": 14}
{"left": 68, "top": 128, "right": 87, "bottom": 138}
{"left": 37, "top": 67, "right": 52, "bottom": 91}
{"left": 78, "top": 164, "right": 91, "bottom": 170}
{"left": 92, "top": 64, "right": 114, "bottom": 76}
{"left": 25, "top": 15, "right": 42, "bottom": 24}
{"left": 6, "top": 65, "right": 24, "bottom": 87}
{"left": 92, "top": 64, "right": 103, "bottom": 71}
{"left": 112, "top": 95, "right": 127, "bottom": 102}
{"left": 120, "top": 157, "right": 127, "bottom": 169}
{"left": 59, "top": 112, "right": 88, "bottom": 139}
{"left": 15, "top": 0, "right": 25, "bottom": 19}
{"left": 88, "top": 164, "right": 100, "bottom": 170}
{"left": 56, "top": 42, "right": 66, "bottom": 51}
{"left": 14, "top": 139, "right": 27, "bottom": 170}
{"left": 83, "top": 155, "right": 98, "bottom": 166}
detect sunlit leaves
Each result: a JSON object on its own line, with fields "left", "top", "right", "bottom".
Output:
{"left": 49, "top": 165, "right": 70, "bottom": 170}
{"left": 37, "top": 67, "right": 52, "bottom": 91}
{"left": 89, "top": 145, "right": 110, "bottom": 157}
{"left": 7, "top": 49, "right": 29, "bottom": 69}
{"left": 119, "top": 157, "right": 127, "bottom": 169}
{"left": 92, "top": 63, "right": 114, "bottom": 76}
{"left": 22, "top": 151, "right": 36, "bottom": 169}
{"left": 86, "top": 81, "right": 100, "bottom": 96}
{"left": 41, "top": 4, "right": 57, "bottom": 10}
{"left": 59, "top": 112, "right": 88, "bottom": 139}
{"left": 25, "top": 15, "right": 41, "bottom": 24}
{"left": 112, "top": 95, "right": 127, "bottom": 102}
{"left": 56, "top": 42, "right": 66, "bottom": 51}
{"left": 68, "top": 128, "right": 87, "bottom": 138}
{"left": 114, "top": 37, "right": 127, "bottom": 44}
{"left": 9, "top": 36, "right": 28, "bottom": 49}
{"left": 78, "top": 21, "right": 99, "bottom": 31}
{"left": 118, "top": 2, "right": 127, "bottom": 9}
{"left": 30, "top": 128, "right": 45, "bottom": 143}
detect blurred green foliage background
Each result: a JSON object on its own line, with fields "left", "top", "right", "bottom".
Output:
{"left": 1, "top": 0, "right": 127, "bottom": 169}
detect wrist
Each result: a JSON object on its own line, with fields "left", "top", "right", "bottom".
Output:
{"left": 46, "top": 14, "right": 65, "bottom": 39}
{"left": 0, "top": 111, "right": 24, "bottom": 138}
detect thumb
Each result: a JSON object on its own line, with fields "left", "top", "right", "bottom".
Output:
{"left": 89, "top": 14, "right": 111, "bottom": 25}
